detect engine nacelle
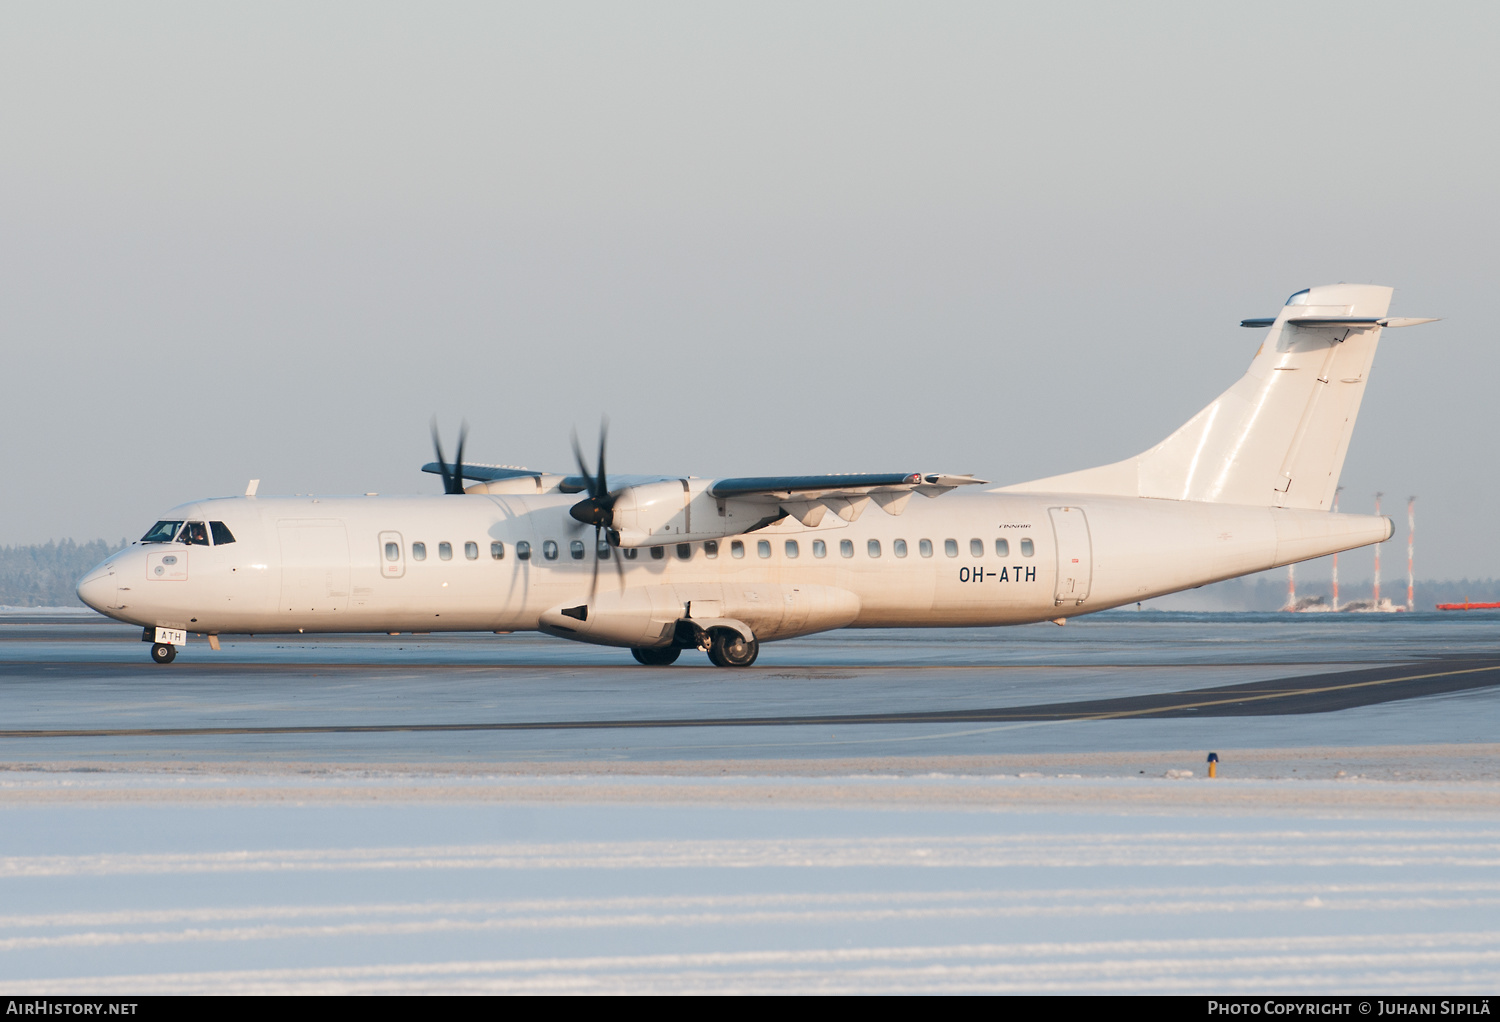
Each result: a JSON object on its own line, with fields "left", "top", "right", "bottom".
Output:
{"left": 610, "top": 480, "right": 785, "bottom": 548}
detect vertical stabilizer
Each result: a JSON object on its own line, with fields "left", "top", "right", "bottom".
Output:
{"left": 1004, "top": 284, "right": 1403, "bottom": 510}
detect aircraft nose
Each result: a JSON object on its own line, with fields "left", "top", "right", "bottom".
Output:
{"left": 76, "top": 565, "right": 116, "bottom": 613}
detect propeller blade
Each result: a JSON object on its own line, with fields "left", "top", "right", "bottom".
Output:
{"left": 595, "top": 418, "right": 608, "bottom": 498}
{"left": 430, "top": 419, "right": 457, "bottom": 494}
{"left": 570, "top": 429, "right": 596, "bottom": 493}
{"left": 568, "top": 420, "right": 616, "bottom": 528}
{"left": 588, "top": 526, "right": 602, "bottom": 602}
{"left": 453, "top": 421, "right": 468, "bottom": 494}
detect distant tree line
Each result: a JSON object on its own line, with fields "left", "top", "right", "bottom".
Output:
{"left": 0, "top": 540, "right": 126, "bottom": 607}
{"left": 1154, "top": 573, "right": 1500, "bottom": 612}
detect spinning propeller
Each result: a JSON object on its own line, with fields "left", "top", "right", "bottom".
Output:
{"left": 430, "top": 419, "right": 469, "bottom": 494}
{"left": 569, "top": 420, "right": 625, "bottom": 600}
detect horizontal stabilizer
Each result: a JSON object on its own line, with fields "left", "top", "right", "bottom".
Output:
{"left": 1243, "top": 316, "right": 1439, "bottom": 329}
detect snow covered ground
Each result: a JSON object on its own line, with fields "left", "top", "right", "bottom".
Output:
{"left": 0, "top": 768, "right": 1498, "bottom": 993}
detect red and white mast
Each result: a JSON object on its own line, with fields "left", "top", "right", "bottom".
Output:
{"left": 1373, "top": 492, "right": 1384, "bottom": 606}
{"left": 1331, "top": 486, "right": 1343, "bottom": 611}
{"left": 1407, "top": 496, "right": 1416, "bottom": 612}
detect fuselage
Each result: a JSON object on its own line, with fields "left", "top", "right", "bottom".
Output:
{"left": 76, "top": 490, "right": 1392, "bottom": 643}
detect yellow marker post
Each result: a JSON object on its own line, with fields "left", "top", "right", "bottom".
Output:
{"left": 1207, "top": 752, "right": 1219, "bottom": 778}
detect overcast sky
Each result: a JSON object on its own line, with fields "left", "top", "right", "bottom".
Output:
{"left": 2, "top": 2, "right": 1495, "bottom": 580}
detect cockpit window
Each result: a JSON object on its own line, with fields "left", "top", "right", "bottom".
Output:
{"left": 141, "top": 521, "right": 183, "bottom": 544}
{"left": 210, "top": 522, "right": 236, "bottom": 545}
{"left": 177, "top": 521, "right": 209, "bottom": 546}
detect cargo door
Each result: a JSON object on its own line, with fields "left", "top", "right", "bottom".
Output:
{"left": 278, "top": 519, "right": 351, "bottom": 615}
{"left": 1048, "top": 506, "right": 1092, "bottom": 606}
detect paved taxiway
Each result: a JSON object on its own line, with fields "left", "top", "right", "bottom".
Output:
{"left": 2, "top": 611, "right": 1499, "bottom": 762}
{"left": 3, "top": 610, "right": 1499, "bottom": 992}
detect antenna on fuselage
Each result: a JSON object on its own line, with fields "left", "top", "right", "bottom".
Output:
{"left": 245, "top": 479, "right": 260, "bottom": 497}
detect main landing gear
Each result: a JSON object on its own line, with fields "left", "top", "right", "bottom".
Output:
{"left": 629, "top": 629, "right": 761, "bottom": 668}
{"left": 631, "top": 646, "right": 681, "bottom": 666}
{"left": 707, "top": 631, "right": 759, "bottom": 668}
{"left": 150, "top": 643, "right": 177, "bottom": 664}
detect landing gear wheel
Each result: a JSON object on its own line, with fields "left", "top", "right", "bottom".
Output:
{"left": 631, "top": 646, "right": 681, "bottom": 666}
{"left": 150, "top": 643, "right": 177, "bottom": 664}
{"left": 707, "top": 630, "right": 758, "bottom": 668}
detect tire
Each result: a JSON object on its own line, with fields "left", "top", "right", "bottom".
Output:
{"left": 631, "top": 646, "right": 681, "bottom": 666}
{"left": 707, "top": 630, "right": 758, "bottom": 668}
{"left": 151, "top": 643, "right": 177, "bottom": 664}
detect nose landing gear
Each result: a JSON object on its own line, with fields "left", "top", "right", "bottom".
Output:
{"left": 150, "top": 643, "right": 177, "bottom": 664}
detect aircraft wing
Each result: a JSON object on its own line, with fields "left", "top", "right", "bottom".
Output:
{"left": 702, "top": 472, "right": 988, "bottom": 527}
{"left": 709, "top": 473, "right": 986, "bottom": 500}
{"left": 421, "top": 461, "right": 542, "bottom": 482}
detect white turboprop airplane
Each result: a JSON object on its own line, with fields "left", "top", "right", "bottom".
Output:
{"left": 78, "top": 283, "right": 1435, "bottom": 666}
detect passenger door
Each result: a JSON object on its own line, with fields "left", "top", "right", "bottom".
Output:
{"left": 378, "top": 530, "right": 405, "bottom": 579}
{"left": 1048, "top": 506, "right": 1092, "bottom": 606}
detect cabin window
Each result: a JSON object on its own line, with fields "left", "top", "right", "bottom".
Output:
{"left": 944, "top": 539, "right": 958, "bottom": 557}
{"left": 813, "top": 539, "right": 827, "bottom": 558}
{"left": 785, "top": 540, "right": 799, "bottom": 558}
{"left": 209, "top": 522, "right": 236, "bottom": 545}
{"left": 491, "top": 541, "right": 505, "bottom": 560}
{"left": 704, "top": 540, "right": 719, "bottom": 559}
{"left": 995, "top": 538, "right": 1009, "bottom": 557}
{"left": 141, "top": 521, "right": 183, "bottom": 544}
{"left": 515, "top": 541, "right": 531, "bottom": 560}
{"left": 178, "top": 522, "right": 209, "bottom": 546}
{"left": 384, "top": 542, "right": 400, "bottom": 562}
{"left": 623, "top": 547, "right": 638, "bottom": 560}
{"left": 970, "top": 538, "right": 984, "bottom": 557}
{"left": 730, "top": 540, "right": 745, "bottom": 559}
{"left": 650, "top": 546, "right": 665, "bottom": 560}
{"left": 439, "top": 541, "right": 453, "bottom": 561}
{"left": 840, "top": 539, "right": 854, "bottom": 558}
{"left": 757, "top": 540, "right": 771, "bottom": 558}
{"left": 543, "top": 540, "right": 559, "bottom": 560}
{"left": 570, "top": 540, "right": 586, "bottom": 560}
{"left": 893, "top": 539, "right": 907, "bottom": 558}
{"left": 597, "top": 539, "right": 611, "bottom": 559}
{"left": 919, "top": 539, "right": 933, "bottom": 558}
{"left": 464, "top": 541, "right": 479, "bottom": 560}
{"left": 1020, "top": 537, "right": 1035, "bottom": 557}
{"left": 677, "top": 543, "right": 692, "bottom": 560}
{"left": 412, "top": 542, "right": 427, "bottom": 561}
{"left": 868, "top": 539, "right": 882, "bottom": 558}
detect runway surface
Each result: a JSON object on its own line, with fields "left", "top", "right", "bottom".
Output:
{"left": 3, "top": 609, "right": 1500, "bottom": 992}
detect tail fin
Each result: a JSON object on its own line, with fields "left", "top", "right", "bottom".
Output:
{"left": 1004, "top": 283, "right": 1416, "bottom": 510}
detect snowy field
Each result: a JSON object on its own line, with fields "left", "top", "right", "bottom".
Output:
{"left": 1, "top": 612, "right": 1498, "bottom": 993}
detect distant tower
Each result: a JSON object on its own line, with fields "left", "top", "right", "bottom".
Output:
{"left": 1331, "top": 486, "right": 1344, "bottom": 611}
{"left": 1407, "top": 496, "right": 1416, "bottom": 612}
{"left": 1286, "top": 563, "right": 1296, "bottom": 611}
{"left": 1373, "top": 492, "right": 1384, "bottom": 606}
